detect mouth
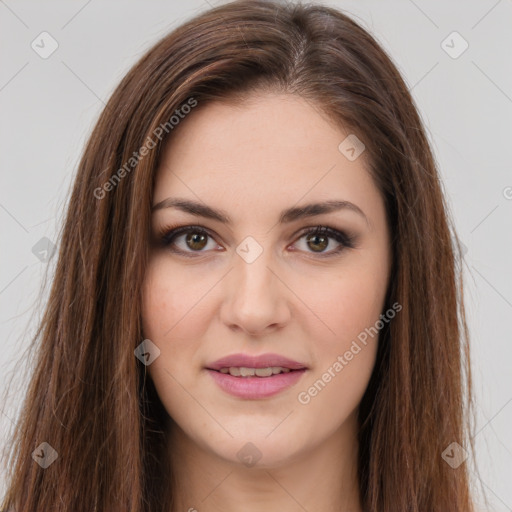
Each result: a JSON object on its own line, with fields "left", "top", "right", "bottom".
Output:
{"left": 210, "top": 366, "right": 303, "bottom": 377}
{"left": 205, "top": 367, "right": 307, "bottom": 399}
{"left": 206, "top": 352, "right": 308, "bottom": 373}
{"left": 205, "top": 353, "right": 308, "bottom": 399}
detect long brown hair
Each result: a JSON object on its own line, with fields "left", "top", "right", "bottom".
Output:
{"left": 1, "top": 1, "right": 478, "bottom": 510}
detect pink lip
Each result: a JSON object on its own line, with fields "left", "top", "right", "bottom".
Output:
{"left": 206, "top": 368, "right": 307, "bottom": 399}
{"left": 206, "top": 353, "right": 307, "bottom": 371}
{"left": 205, "top": 352, "right": 308, "bottom": 400}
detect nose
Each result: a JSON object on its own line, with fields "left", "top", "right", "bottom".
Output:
{"left": 219, "top": 241, "right": 291, "bottom": 336}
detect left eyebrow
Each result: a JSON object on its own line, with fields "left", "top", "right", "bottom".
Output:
{"left": 152, "top": 197, "right": 370, "bottom": 227}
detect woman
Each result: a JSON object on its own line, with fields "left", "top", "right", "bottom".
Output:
{"left": 1, "top": 0, "right": 479, "bottom": 510}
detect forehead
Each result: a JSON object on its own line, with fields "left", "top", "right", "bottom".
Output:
{"left": 153, "top": 93, "right": 380, "bottom": 222}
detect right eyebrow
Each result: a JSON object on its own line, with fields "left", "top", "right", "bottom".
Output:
{"left": 151, "top": 197, "right": 370, "bottom": 228}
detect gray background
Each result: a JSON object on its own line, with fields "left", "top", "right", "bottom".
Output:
{"left": 1, "top": 0, "right": 511, "bottom": 509}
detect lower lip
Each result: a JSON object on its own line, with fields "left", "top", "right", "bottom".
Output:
{"left": 206, "top": 369, "right": 307, "bottom": 399}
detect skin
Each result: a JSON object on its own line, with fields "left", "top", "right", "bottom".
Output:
{"left": 141, "top": 92, "right": 392, "bottom": 512}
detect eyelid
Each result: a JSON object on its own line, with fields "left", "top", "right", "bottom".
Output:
{"left": 292, "top": 225, "right": 357, "bottom": 256}
{"left": 160, "top": 224, "right": 213, "bottom": 246}
{"left": 156, "top": 223, "right": 357, "bottom": 257}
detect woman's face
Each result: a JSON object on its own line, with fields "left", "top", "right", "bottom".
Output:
{"left": 142, "top": 92, "right": 391, "bottom": 468}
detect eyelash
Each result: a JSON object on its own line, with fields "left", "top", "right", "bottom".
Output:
{"left": 156, "top": 223, "right": 356, "bottom": 259}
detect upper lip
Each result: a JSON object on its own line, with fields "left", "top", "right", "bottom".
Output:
{"left": 206, "top": 353, "right": 308, "bottom": 371}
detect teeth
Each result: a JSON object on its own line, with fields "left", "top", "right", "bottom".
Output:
{"left": 255, "top": 367, "right": 273, "bottom": 377}
{"left": 218, "top": 366, "right": 292, "bottom": 377}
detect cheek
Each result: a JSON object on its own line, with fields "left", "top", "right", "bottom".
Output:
{"left": 296, "top": 257, "right": 388, "bottom": 410}
{"left": 140, "top": 258, "right": 204, "bottom": 382}
{"left": 141, "top": 256, "right": 209, "bottom": 342}
{"left": 142, "top": 258, "right": 176, "bottom": 337}
{"left": 140, "top": 259, "right": 207, "bottom": 418}
{"left": 307, "top": 260, "right": 389, "bottom": 347}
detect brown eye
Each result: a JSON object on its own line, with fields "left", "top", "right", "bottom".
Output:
{"left": 305, "top": 232, "right": 329, "bottom": 252}
{"left": 294, "top": 226, "right": 356, "bottom": 257}
{"left": 161, "top": 225, "right": 219, "bottom": 255}
{"left": 159, "top": 224, "right": 355, "bottom": 259}
{"left": 185, "top": 231, "right": 208, "bottom": 251}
